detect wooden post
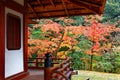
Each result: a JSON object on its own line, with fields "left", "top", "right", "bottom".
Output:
{"left": 44, "top": 53, "right": 52, "bottom": 80}
{"left": 36, "top": 58, "right": 38, "bottom": 68}
{"left": 0, "top": 1, "right": 5, "bottom": 80}
{"left": 23, "top": 0, "right": 28, "bottom": 72}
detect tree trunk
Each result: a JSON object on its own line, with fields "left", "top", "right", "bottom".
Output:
{"left": 53, "top": 29, "right": 65, "bottom": 57}
{"left": 90, "top": 55, "right": 93, "bottom": 71}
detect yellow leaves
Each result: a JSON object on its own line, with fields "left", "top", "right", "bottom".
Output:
{"left": 67, "top": 26, "right": 85, "bottom": 36}
{"left": 63, "top": 18, "right": 75, "bottom": 24}
{"left": 57, "top": 51, "right": 68, "bottom": 58}
{"left": 81, "top": 57, "right": 90, "bottom": 63}
{"left": 28, "top": 46, "right": 38, "bottom": 57}
{"left": 100, "top": 43, "right": 112, "bottom": 52}
{"left": 85, "top": 50, "right": 92, "bottom": 55}
{"left": 85, "top": 50, "right": 101, "bottom": 56}
{"left": 57, "top": 51, "right": 65, "bottom": 57}
{"left": 104, "top": 43, "right": 112, "bottom": 49}
{"left": 92, "top": 52, "right": 101, "bottom": 56}
{"left": 112, "top": 46, "right": 120, "bottom": 52}
{"left": 73, "top": 46, "right": 80, "bottom": 51}
{"left": 28, "top": 38, "right": 59, "bottom": 57}
{"left": 95, "top": 15, "right": 103, "bottom": 21}
{"left": 84, "top": 15, "right": 103, "bottom": 23}
{"left": 61, "top": 43, "right": 72, "bottom": 50}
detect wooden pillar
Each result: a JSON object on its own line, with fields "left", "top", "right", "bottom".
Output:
{"left": 23, "top": 0, "right": 28, "bottom": 72}
{"left": 44, "top": 53, "right": 52, "bottom": 80}
{"left": 0, "top": 1, "right": 5, "bottom": 80}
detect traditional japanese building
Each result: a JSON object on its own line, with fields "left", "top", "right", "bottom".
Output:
{"left": 0, "top": 0, "right": 106, "bottom": 80}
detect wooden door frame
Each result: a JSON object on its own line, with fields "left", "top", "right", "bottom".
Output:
{"left": 0, "top": 0, "right": 28, "bottom": 79}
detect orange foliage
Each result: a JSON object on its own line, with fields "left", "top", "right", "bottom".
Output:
{"left": 28, "top": 18, "right": 120, "bottom": 58}
{"left": 41, "top": 23, "right": 61, "bottom": 34}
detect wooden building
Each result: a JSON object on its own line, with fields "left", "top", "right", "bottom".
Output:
{"left": 0, "top": 0, "right": 106, "bottom": 80}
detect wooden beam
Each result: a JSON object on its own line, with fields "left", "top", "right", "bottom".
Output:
{"left": 67, "top": 0, "right": 100, "bottom": 14}
{"left": 28, "top": 7, "right": 85, "bottom": 14}
{"left": 37, "top": 0, "right": 44, "bottom": 8}
{"left": 28, "top": 8, "right": 92, "bottom": 18}
{"left": 49, "top": 0, "right": 56, "bottom": 7}
{"left": 28, "top": 12, "right": 94, "bottom": 19}
{"left": 27, "top": 3, "right": 39, "bottom": 19}
{"left": 61, "top": 0, "right": 69, "bottom": 17}
{"left": 33, "top": 3, "right": 85, "bottom": 11}
{"left": 75, "top": 0, "right": 102, "bottom": 7}
{"left": 27, "top": 19, "right": 38, "bottom": 24}
{"left": 99, "top": 0, "right": 107, "bottom": 14}
{"left": 33, "top": 2, "right": 61, "bottom": 7}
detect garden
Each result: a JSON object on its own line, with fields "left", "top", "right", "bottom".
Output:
{"left": 28, "top": 0, "right": 120, "bottom": 79}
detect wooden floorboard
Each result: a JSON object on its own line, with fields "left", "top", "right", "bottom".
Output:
{"left": 22, "top": 75, "right": 44, "bottom": 80}
{"left": 21, "top": 69, "right": 44, "bottom": 80}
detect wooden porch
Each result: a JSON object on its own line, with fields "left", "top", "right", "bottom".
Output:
{"left": 22, "top": 69, "right": 44, "bottom": 80}
{"left": 22, "top": 53, "right": 76, "bottom": 80}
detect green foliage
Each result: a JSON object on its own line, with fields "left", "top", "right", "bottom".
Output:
{"left": 95, "top": 61, "right": 114, "bottom": 72}
{"left": 77, "top": 35, "right": 93, "bottom": 50}
{"left": 58, "top": 46, "right": 70, "bottom": 52}
{"left": 28, "top": 24, "right": 34, "bottom": 28}
{"left": 51, "top": 18, "right": 64, "bottom": 26}
{"left": 70, "top": 16, "right": 84, "bottom": 26}
{"left": 109, "top": 31, "right": 120, "bottom": 46}
{"left": 38, "top": 19, "right": 46, "bottom": 24}
{"left": 102, "top": 0, "right": 120, "bottom": 25}
{"left": 28, "top": 43, "right": 36, "bottom": 47}
{"left": 28, "top": 53, "right": 38, "bottom": 67}
{"left": 45, "top": 30, "right": 57, "bottom": 38}
{"left": 68, "top": 50, "right": 86, "bottom": 70}
{"left": 67, "top": 30, "right": 75, "bottom": 37}
{"left": 28, "top": 53, "right": 38, "bottom": 62}
{"left": 93, "top": 52, "right": 120, "bottom": 73}
{"left": 30, "top": 28, "right": 45, "bottom": 39}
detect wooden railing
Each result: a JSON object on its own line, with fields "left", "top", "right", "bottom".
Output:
{"left": 50, "top": 57, "right": 73, "bottom": 80}
{"left": 28, "top": 57, "right": 66, "bottom": 69}
{"left": 28, "top": 53, "right": 76, "bottom": 80}
{"left": 28, "top": 58, "right": 45, "bottom": 69}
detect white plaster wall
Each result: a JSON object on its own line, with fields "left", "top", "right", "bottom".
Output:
{"left": 13, "top": 0, "right": 24, "bottom": 6}
{"left": 5, "top": 8, "right": 24, "bottom": 78}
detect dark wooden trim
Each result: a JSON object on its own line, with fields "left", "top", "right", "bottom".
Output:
{"left": 0, "top": 3, "right": 5, "bottom": 80}
{"left": 29, "top": 12, "right": 94, "bottom": 19}
{"left": 6, "top": 71, "right": 29, "bottom": 80}
{"left": 68, "top": 0, "right": 100, "bottom": 14}
{"left": 29, "top": 7, "right": 85, "bottom": 14}
{"left": 7, "top": 13, "right": 21, "bottom": 50}
{"left": 5, "top": 0, "right": 24, "bottom": 14}
{"left": 23, "top": 0, "right": 28, "bottom": 72}
{"left": 0, "top": 0, "right": 5, "bottom": 3}
{"left": 32, "top": 2, "right": 61, "bottom": 7}
{"left": 100, "top": 0, "right": 107, "bottom": 14}
{"left": 69, "top": 0, "right": 102, "bottom": 7}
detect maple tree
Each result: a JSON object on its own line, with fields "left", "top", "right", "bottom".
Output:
{"left": 83, "top": 20, "right": 120, "bottom": 70}
{"left": 28, "top": 15, "right": 120, "bottom": 73}
{"left": 28, "top": 20, "right": 62, "bottom": 58}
